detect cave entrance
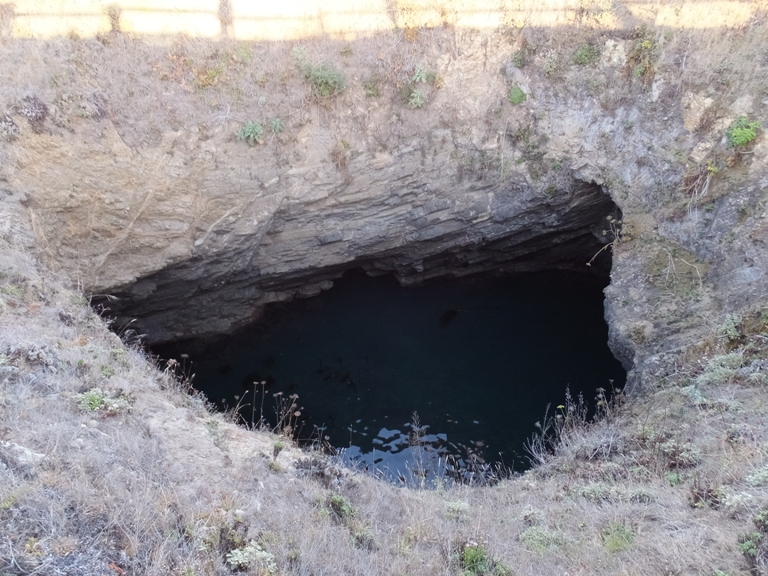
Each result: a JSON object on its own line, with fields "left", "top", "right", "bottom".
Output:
{"left": 154, "top": 266, "right": 626, "bottom": 485}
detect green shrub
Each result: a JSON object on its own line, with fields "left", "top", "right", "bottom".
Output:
{"left": 75, "top": 388, "right": 133, "bottom": 415}
{"left": 739, "top": 532, "right": 763, "bottom": 558}
{"left": 719, "top": 313, "right": 743, "bottom": 341}
{"left": 696, "top": 351, "right": 746, "bottom": 386}
{"left": 507, "top": 86, "right": 526, "bottom": 105}
{"left": 573, "top": 44, "right": 599, "bottom": 65}
{"left": 236, "top": 121, "right": 263, "bottom": 145}
{"left": 457, "top": 540, "right": 512, "bottom": 576}
{"left": 626, "top": 28, "right": 657, "bottom": 82}
{"left": 329, "top": 494, "right": 355, "bottom": 522}
{"left": 78, "top": 389, "right": 105, "bottom": 411}
{"left": 302, "top": 63, "right": 345, "bottom": 98}
{"left": 726, "top": 116, "right": 760, "bottom": 147}
{"left": 463, "top": 543, "right": 491, "bottom": 574}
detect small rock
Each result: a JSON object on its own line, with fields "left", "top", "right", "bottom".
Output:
{"left": 0, "top": 441, "right": 46, "bottom": 479}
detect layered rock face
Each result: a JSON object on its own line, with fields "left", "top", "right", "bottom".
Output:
{"left": 1, "top": 21, "right": 767, "bottom": 389}
{"left": 95, "top": 174, "right": 618, "bottom": 345}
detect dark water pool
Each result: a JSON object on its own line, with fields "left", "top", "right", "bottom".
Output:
{"left": 158, "top": 269, "right": 625, "bottom": 485}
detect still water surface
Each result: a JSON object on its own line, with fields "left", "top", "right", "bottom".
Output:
{"left": 174, "top": 269, "right": 626, "bottom": 484}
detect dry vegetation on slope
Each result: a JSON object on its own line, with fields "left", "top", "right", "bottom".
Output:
{"left": 1, "top": 230, "right": 768, "bottom": 575}
{"left": 1, "top": 0, "right": 768, "bottom": 574}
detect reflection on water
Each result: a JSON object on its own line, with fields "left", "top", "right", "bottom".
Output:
{"left": 161, "top": 269, "right": 626, "bottom": 486}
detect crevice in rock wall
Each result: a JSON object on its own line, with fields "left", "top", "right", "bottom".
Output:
{"left": 94, "top": 180, "right": 621, "bottom": 346}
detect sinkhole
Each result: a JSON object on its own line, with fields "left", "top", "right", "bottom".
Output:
{"left": 154, "top": 266, "right": 626, "bottom": 485}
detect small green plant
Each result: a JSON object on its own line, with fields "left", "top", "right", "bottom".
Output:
{"left": 665, "top": 471, "right": 684, "bottom": 486}
{"left": 290, "top": 46, "right": 308, "bottom": 63}
{"left": 363, "top": 77, "right": 381, "bottom": 98}
{"left": 75, "top": 388, "right": 133, "bottom": 415}
{"left": 519, "top": 526, "right": 561, "bottom": 554}
{"left": 78, "top": 389, "right": 105, "bottom": 411}
{"left": 0, "top": 284, "right": 23, "bottom": 297}
{"left": 351, "top": 527, "right": 375, "bottom": 550}
{"left": 696, "top": 351, "right": 747, "bottom": 386}
{"left": 688, "top": 478, "right": 724, "bottom": 509}
{"left": 755, "top": 510, "right": 768, "bottom": 532}
{"left": 408, "top": 88, "right": 427, "bottom": 108}
{"left": 457, "top": 539, "right": 512, "bottom": 576}
{"left": 235, "top": 43, "right": 252, "bottom": 63}
{"left": 0, "top": 490, "right": 22, "bottom": 510}
{"left": 205, "top": 419, "right": 219, "bottom": 436}
{"left": 573, "top": 44, "right": 599, "bottom": 65}
{"left": 412, "top": 64, "right": 428, "bottom": 84}
{"left": 463, "top": 542, "right": 490, "bottom": 574}
{"left": 225, "top": 540, "right": 277, "bottom": 573}
{"left": 269, "top": 117, "right": 284, "bottom": 134}
{"left": 272, "top": 440, "right": 285, "bottom": 460}
{"left": 739, "top": 532, "right": 762, "bottom": 558}
{"left": 718, "top": 314, "right": 742, "bottom": 342}
{"left": 629, "top": 489, "right": 655, "bottom": 504}
{"left": 195, "top": 65, "right": 224, "bottom": 89}
{"left": 236, "top": 121, "right": 263, "bottom": 145}
{"left": 511, "top": 50, "right": 526, "bottom": 68}
{"left": 521, "top": 507, "right": 542, "bottom": 526}
{"left": 726, "top": 116, "right": 760, "bottom": 147}
{"left": 410, "top": 64, "right": 443, "bottom": 88}
{"left": 401, "top": 64, "right": 440, "bottom": 108}
{"left": 543, "top": 53, "right": 557, "bottom": 76}
{"left": 626, "top": 27, "right": 657, "bottom": 82}
{"left": 748, "top": 466, "right": 768, "bottom": 487}
{"left": 661, "top": 439, "right": 702, "bottom": 469}
{"left": 24, "top": 537, "right": 43, "bottom": 558}
{"left": 301, "top": 62, "right": 346, "bottom": 98}
{"left": 602, "top": 522, "right": 635, "bottom": 552}
{"left": 575, "top": 482, "right": 616, "bottom": 503}
{"left": 329, "top": 494, "right": 355, "bottom": 522}
{"left": 507, "top": 85, "right": 526, "bottom": 105}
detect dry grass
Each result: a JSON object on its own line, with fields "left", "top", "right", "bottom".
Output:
{"left": 0, "top": 220, "right": 767, "bottom": 575}
{"left": 1, "top": 3, "right": 765, "bottom": 148}
{"left": 0, "top": 3, "right": 767, "bottom": 574}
